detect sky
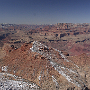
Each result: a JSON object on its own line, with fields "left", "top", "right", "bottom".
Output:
{"left": 0, "top": 0, "right": 90, "bottom": 24}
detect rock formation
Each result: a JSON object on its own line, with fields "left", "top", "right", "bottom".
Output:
{"left": 0, "top": 41, "right": 90, "bottom": 90}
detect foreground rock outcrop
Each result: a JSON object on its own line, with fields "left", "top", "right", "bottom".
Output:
{"left": 0, "top": 41, "right": 90, "bottom": 90}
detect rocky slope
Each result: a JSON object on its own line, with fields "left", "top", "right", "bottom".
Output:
{"left": 0, "top": 41, "right": 90, "bottom": 90}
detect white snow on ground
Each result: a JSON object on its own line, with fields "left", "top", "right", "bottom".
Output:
{"left": 38, "top": 75, "right": 41, "bottom": 81}
{"left": 0, "top": 73, "right": 40, "bottom": 90}
{"left": 1, "top": 66, "right": 8, "bottom": 72}
{"left": 52, "top": 76, "right": 58, "bottom": 86}
{"left": 30, "top": 41, "right": 85, "bottom": 88}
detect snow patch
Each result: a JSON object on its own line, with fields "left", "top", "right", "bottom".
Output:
{"left": 1, "top": 66, "right": 8, "bottom": 72}
{"left": 52, "top": 76, "right": 58, "bottom": 86}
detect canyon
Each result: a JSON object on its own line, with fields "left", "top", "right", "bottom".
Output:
{"left": 0, "top": 23, "right": 90, "bottom": 90}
